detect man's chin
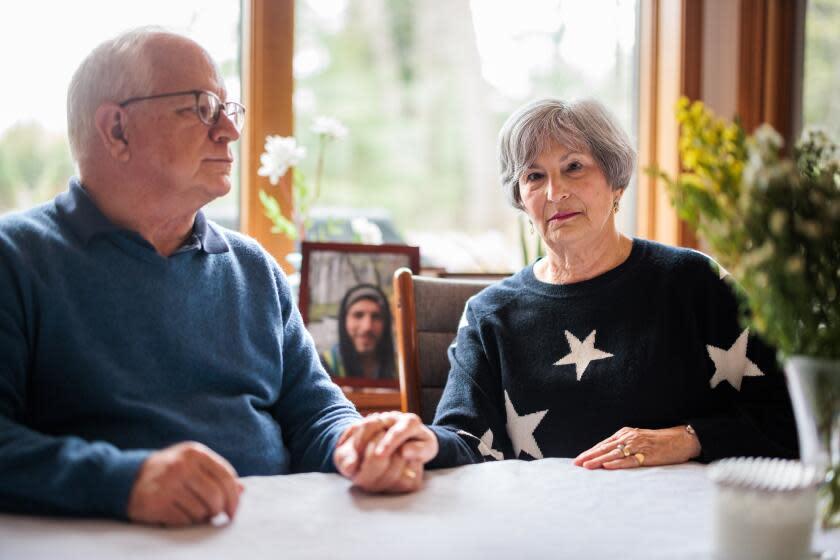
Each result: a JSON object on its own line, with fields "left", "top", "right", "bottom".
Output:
{"left": 203, "top": 179, "right": 233, "bottom": 199}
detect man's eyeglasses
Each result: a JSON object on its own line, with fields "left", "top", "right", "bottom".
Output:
{"left": 118, "top": 90, "right": 246, "bottom": 132}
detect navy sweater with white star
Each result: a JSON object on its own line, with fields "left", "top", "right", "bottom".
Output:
{"left": 427, "top": 238, "right": 798, "bottom": 468}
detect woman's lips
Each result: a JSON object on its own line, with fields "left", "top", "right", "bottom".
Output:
{"left": 548, "top": 211, "right": 581, "bottom": 222}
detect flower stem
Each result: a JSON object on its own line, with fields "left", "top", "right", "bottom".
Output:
{"left": 314, "top": 135, "right": 326, "bottom": 202}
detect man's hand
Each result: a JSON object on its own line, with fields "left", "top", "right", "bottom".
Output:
{"left": 127, "top": 442, "right": 243, "bottom": 527}
{"left": 334, "top": 412, "right": 438, "bottom": 494}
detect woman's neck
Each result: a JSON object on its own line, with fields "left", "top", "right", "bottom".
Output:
{"left": 535, "top": 231, "right": 632, "bottom": 285}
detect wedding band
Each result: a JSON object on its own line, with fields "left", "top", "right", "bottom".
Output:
{"left": 616, "top": 443, "right": 627, "bottom": 456}
{"left": 402, "top": 468, "right": 417, "bottom": 480}
{"left": 634, "top": 453, "right": 646, "bottom": 466}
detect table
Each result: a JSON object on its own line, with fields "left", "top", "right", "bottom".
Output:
{"left": 2, "top": 459, "right": 839, "bottom": 559}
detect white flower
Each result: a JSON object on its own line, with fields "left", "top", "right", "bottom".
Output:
{"left": 798, "top": 126, "right": 832, "bottom": 152}
{"left": 351, "top": 217, "right": 383, "bottom": 245}
{"left": 257, "top": 135, "right": 307, "bottom": 185}
{"left": 769, "top": 209, "right": 787, "bottom": 235}
{"left": 795, "top": 218, "right": 822, "bottom": 239}
{"left": 786, "top": 256, "right": 805, "bottom": 274}
{"left": 310, "top": 116, "right": 348, "bottom": 140}
{"left": 754, "top": 124, "right": 784, "bottom": 152}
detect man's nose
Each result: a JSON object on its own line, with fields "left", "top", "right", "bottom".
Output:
{"left": 210, "top": 111, "right": 241, "bottom": 143}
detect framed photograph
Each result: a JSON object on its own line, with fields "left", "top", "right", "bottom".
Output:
{"left": 300, "top": 241, "right": 421, "bottom": 388}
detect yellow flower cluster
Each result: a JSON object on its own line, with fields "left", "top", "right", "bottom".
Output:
{"left": 652, "top": 97, "right": 840, "bottom": 361}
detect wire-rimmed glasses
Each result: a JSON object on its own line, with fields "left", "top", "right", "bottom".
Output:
{"left": 118, "top": 90, "right": 246, "bottom": 131}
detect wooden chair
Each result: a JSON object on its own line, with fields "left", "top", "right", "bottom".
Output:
{"left": 393, "top": 268, "right": 496, "bottom": 423}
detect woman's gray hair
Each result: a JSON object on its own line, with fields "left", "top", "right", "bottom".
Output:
{"left": 498, "top": 98, "right": 636, "bottom": 209}
{"left": 66, "top": 27, "right": 166, "bottom": 162}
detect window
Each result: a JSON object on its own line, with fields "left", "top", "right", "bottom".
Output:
{"left": 0, "top": 2, "right": 241, "bottom": 228}
{"left": 802, "top": 0, "right": 840, "bottom": 134}
{"left": 294, "top": 0, "right": 639, "bottom": 272}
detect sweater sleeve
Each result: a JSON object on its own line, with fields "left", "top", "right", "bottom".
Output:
{"left": 428, "top": 297, "right": 513, "bottom": 468}
{"left": 0, "top": 246, "right": 150, "bottom": 518}
{"left": 270, "top": 268, "right": 362, "bottom": 473}
{"left": 685, "top": 262, "right": 799, "bottom": 462}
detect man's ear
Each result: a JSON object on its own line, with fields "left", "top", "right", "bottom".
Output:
{"left": 94, "top": 104, "right": 131, "bottom": 162}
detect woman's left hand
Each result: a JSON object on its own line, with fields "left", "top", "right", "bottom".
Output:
{"left": 572, "top": 426, "right": 701, "bottom": 469}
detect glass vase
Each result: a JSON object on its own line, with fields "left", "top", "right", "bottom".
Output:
{"left": 784, "top": 356, "right": 840, "bottom": 528}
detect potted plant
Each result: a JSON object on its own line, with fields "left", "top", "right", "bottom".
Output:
{"left": 655, "top": 97, "right": 840, "bottom": 527}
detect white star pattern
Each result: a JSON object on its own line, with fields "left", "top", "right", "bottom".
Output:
{"left": 707, "top": 328, "right": 765, "bottom": 391}
{"left": 457, "top": 301, "right": 471, "bottom": 330}
{"left": 453, "top": 299, "right": 476, "bottom": 349}
{"left": 478, "top": 429, "right": 505, "bottom": 461}
{"left": 554, "top": 330, "right": 614, "bottom": 380}
{"left": 504, "top": 391, "right": 548, "bottom": 459}
{"left": 458, "top": 429, "right": 504, "bottom": 461}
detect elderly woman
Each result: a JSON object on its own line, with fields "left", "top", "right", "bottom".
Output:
{"left": 406, "top": 98, "right": 798, "bottom": 470}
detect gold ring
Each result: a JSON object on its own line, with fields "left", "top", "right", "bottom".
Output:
{"left": 402, "top": 468, "right": 417, "bottom": 480}
{"left": 634, "top": 452, "right": 646, "bottom": 466}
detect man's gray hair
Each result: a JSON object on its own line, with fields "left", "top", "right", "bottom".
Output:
{"left": 498, "top": 98, "right": 636, "bottom": 210}
{"left": 66, "top": 27, "right": 166, "bottom": 162}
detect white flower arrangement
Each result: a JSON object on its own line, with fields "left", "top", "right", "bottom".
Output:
{"left": 258, "top": 116, "right": 349, "bottom": 241}
{"left": 258, "top": 136, "right": 306, "bottom": 186}
{"left": 350, "top": 217, "right": 384, "bottom": 245}
{"left": 310, "top": 116, "right": 348, "bottom": 140}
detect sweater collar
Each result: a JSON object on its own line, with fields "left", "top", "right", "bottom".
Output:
{"left": 56, "top": 178, "right": 230, "bottom": 254}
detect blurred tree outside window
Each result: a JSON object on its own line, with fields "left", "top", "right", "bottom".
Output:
{"left": 0, "top": 2, "right": 241, "bottom": 229}
{"left": 294, "top": 0, "right": 640, "bottom": 272}
{"left": 802, "top": 0, "right": 840, "bottom": 135}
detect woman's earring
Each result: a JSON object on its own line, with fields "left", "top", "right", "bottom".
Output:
{"left": 529, "top": 220, "right": 535, "bottom": 235}
{"left": 612, "top": 198, "right": 620, "bottom": 214}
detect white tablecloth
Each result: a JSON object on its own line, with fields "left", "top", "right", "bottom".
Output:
{"left": 2, "top": 458, "right": 839, "bottom": 559}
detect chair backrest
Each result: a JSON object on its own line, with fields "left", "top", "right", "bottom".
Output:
{"left": 393, "top": 268, "right": 495, "bottom": 423}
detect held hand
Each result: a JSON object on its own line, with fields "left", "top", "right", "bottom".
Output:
{"left": 572, "top": 426, "right": 701, "bottom": 470}
{"left": 127, "top": 442, "right": 243, "bottom": 527}
{"left": 334, "top": 412, "right": 438, "bottom": 493}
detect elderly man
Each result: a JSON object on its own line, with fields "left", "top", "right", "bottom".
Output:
{"left": 0, "top": 28, "right": 437, "bottom": 526}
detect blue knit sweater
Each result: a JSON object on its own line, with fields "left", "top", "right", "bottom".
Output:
{"left": 0, "top": 179, "right": 361, "bottom": 518}
{"left": 428, "top": 239, "right": 798, "bottom": 468}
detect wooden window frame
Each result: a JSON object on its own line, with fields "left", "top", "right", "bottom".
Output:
{"left": 637, "top": 0, "right": 803, "bottom": 248}
{"left": 241, "top": 0, "right": 296, "bottom": 272}
{"left": 636, "top": 0, "right": 702, "bottom": 248}
{"left": 241, "top": 0, "right": 804, "bottom": 258}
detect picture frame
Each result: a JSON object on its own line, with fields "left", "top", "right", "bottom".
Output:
{"left": 299, "top": 241, "right": 421, "bottom": 388}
